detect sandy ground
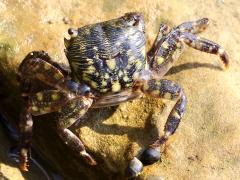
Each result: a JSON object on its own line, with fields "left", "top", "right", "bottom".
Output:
{"left": 0, "top": 0, "right": 240, "bottom": 179}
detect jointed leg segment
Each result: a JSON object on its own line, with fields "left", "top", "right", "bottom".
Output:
{"left": 177, "top": 18, "right": 209, "bottom": 34}
{"left": 127, "top": 18, "right": 227, "bottom": 177}
{"left": 19, "top": 104, "right": 33, "bottom": 171}
{"left": 18, "top": 51, "right": 95, "bottom": 171}
{"left": 18, "top": 51, "right": 74, "bottom": 93}
{"left": 126, "top": 79, "right": 187, "bottom": 176}
{"left": 56, "top": 97, "right": 96, "bottom": 165}
{"left": 18, "top": 89, "right": 70, "bottom": 171}
{"left": 148, "top": 18, "right": 229, "bottom": 78}
{"left": 140, "top": 79, "right": 187, "bottom": 164}
{"left": 179, "top": 33, "right": 229, "bottom": 68}
{"left": 147, "top": 23, "right": 171, "bottom": 60}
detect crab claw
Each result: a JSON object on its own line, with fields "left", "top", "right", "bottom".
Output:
{"left": 125, "top": 157, "right": 143, "bottom": 179}
{"left": 80, "top": 150, "right": 97, "bottom": 166}
{"left": 140, "top": 146, "right": 161, "bottom": 165}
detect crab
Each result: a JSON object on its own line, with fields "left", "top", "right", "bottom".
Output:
{"left": 18, "top": 12, "right": 229, "bottom": 177}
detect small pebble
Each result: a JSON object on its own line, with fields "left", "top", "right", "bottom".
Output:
{"left": 63, "top": 17, "right": 71, "bottom": 24}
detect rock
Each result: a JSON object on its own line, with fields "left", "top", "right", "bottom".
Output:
{"left": 0, "top": 0, "right": 240, "bottom": 179}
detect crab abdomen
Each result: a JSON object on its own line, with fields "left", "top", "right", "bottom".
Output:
{"left": 65, "top": 18, "right": 146, "bottom": 93}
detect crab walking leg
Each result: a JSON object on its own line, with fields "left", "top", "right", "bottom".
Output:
{"left": 56, "top": 97, "right": 96, "bottom": 165}
{"left": 18, "top": 90, "right": 70, "bottom": 171}
{"left": 126, "top": 79, "right": 187, "bottom": 176}
{"left": 141, "top": 79, "right": 187, "bottom": 164}
{"left": 148, "top": 32, "right": 184, "bottom": 77}
{"left": 19, "top": 104, "right": 33, "bottom": 171}
{"left": 147, "top": 23, "right": 171, "bottom": 60}
{"left": 148, "top": 17, "right": 209, "bottom": 61}
{"left": 177, "top": 18, "right": 209, "bottom": 34}
{"left": 29, "top": 90, "right": 69, "bottom": 115}
{"left": 180, "top": 32, "right": 229, "bottom": 68}
{"left": 18, "top": 51, "right": 89, "bottom": 94}
{"left": 18, "top": 51, "right": 67, "bottom": 90}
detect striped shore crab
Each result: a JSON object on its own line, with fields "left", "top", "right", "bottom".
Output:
{"left": 18, "top": 12, "right": 229, "bottom": 177}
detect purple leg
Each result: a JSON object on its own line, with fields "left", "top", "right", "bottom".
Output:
{"left": 56, "top": 97, "right": 96, "bottom": 165}
{"left": 179, "top": 32, "right": 229, "bottom": 68}
{"left": 19, "top": 104, "right": 32, "bottom": 171}
{"left": 177, "top": 18, "right": 209, "bottom": 34}
{"left": 140, "top": 79, "right": 187, "bottom": 164}
{"left": 147, "top": 23, "right": 171, "bottom": 60}
{"left": 126, "top": 79, "right": 187, "bottom": 177}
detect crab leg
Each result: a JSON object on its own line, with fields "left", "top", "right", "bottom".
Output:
{"left": 140, "top": 79, "right": 187, "bottom": 164}
{"left": 148, "top": 32, "right": 229, "bottom": 78}
{"left": 19, "top": 90, "right": 69, "bottom": 171}
{"left": 29, "top": 90, "right": 69, "bottom": 115}
{"left": 177, "top": 18, "right": 209, "bottom": 34}
{"left": 179, "top": 32, "right": 229, "bottom": 68}
{"left": 148, "top": 17, "right": 209, "bottom": 67}
{"left": 148, "top": 18, "right": 229, "bottom": 77}
{"left": 126, "top": 79, "right": 187, "bottom": 176}
{"left": 19, "top": 51, "right": 90, "bottom": 95}
{"left": 147, "top": 23, "right": 171, "bottom": 60}
{"left": 56, "top": 97, "right": 96, "bottom": 165}
{"left": 148, "top": 31, "right": 184, "bottom": 77}
{"left": 19, "top": 104, "right": 32, "bottom": 171}
{"left": 19, "top": 51, "right": 68, "bottom": 91}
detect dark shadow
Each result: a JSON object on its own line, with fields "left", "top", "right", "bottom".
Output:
{"left": 0, "top": 43, "right": 62, "bottom": 180}
{"left": 166, "top": 62, "right": 222, "bottom": 75}
{"left": 0, "top": 113, "right": 62, "bottom": 180}
{"left": 69, "top": 106, "right": 119, "bottom": 130}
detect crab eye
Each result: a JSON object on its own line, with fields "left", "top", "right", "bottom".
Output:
{"left": 123, "top": 13, "right": 140, "bottom": 26}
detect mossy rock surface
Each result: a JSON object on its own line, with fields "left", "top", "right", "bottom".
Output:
{"left": 1, "top": 0, "right": 240, "bottom": 179}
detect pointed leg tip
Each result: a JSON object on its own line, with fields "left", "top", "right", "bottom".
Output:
{"left": 125, "top": 157, "right": 143, "bottom": 179}
{"left": 8, "top": 146, "right": 29, "bottom": 171}
{"left": 89, "top": 160, "right": 97, "bottom": 166}
{"left": 223, "top": 60, "right": 230, "bottom": 70}
{"left": 19, "top": 163, "right": 29, "bottom": 172}
{"left": 80, "top": 151, "right": 97, "bottom": 166}
{"left": 140, "top": 146, "right": 161, "bottom": 165}
{"left": 218, "top": 48, "right": 230, "bottom": 70}
{"left": 223, "top": 58, "right": 230, "bottom": 70}
{"left": 224, "top": 63, "right": 230, "bottom": 71}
